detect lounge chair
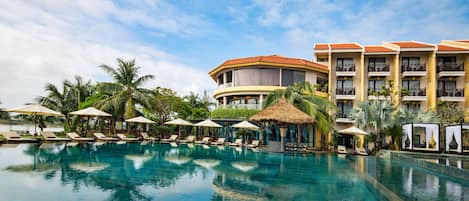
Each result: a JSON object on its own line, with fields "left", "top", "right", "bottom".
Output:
{"left": 337, "top": 145, "right": 348, "bottom": 154}
{"left": 356, "top": 148, "right": 368, "bottom": 156}
{"left": 1, "top": 131, "right": 39, "bottom": 143}
{"left": 41, "top": 131, "right": 70, "bottom": 141}
{"left": 195, "top": 137, "right": 210, "bottom": 144}
{"left": 179, "top": 135, "right": 195, "bottom": 144}
{"left": 66, "top": 132, "right": 95, "bottom": 141}
{"left": 141, "top": 132, "right": 158, "bottom": 141}
{"left": 247, "top": 140, "right": 260, "bottom": 148}
{"left": 161, "top": 135, "right": 178, "bottom": 143}
{"left": 229, "top": 139, "right": 243, "bottom": 146}
{"left": 116, "top": 134, "right": 139, "bottom": 142}
{"left": 210, "top": 138, "right": 225, "bottom": 146}
{"left": 94, "top": 133, "right": 119, "bottom": 141}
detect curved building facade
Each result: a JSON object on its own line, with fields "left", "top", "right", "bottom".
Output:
{"left": 209, "top": 55, "right": 329, "bottom": 109}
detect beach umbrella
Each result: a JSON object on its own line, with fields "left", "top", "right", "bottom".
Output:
{"left": 165, "top": 118, "right": 193, "bottom": 137}
{"left": 6, "top": 104, "right": 63, "bottom": 135}
{"left": 69, "top": 107, "right": 111, "bottom": 135}
{"left": 338, "top": 126, "right": 368, "bottom": 135}
{"left": 195, "top": 119, "right": 222, "bottom": 137}
{"left": 231, "top": 121, "right": 259, "bottom": 130}
{"left": 125, "top": 116, "right": 156, "bottom": 134}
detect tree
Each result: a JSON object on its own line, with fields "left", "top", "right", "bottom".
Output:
{"left": 183, "top": 91, "right": 212, "bottom": 120}
{"left": 437, "top": 101, "right": 464, "bottom": 125}
{"left": 146, "top": 87, "right": 191, "bottom": 125}
{"left": 0, "top": 100, "right": 9, "bottom": 120}
{"left": 263, "top": 81, "right": 336, "bottom": 150}
{"left": 96, "top": 58, "right": 154, "bottom": 120}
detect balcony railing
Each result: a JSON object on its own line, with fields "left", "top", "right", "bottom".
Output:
{"left": 437, "top": 89, "right": 464, "bottom": 97}
{"left": 368, "top": 64, "right": 390, "bottom": 72}
{"left": 336, "top": 113, "right": 351, "bottom": 119}
{"left": 336, "top": 88, "right": 355, "bottom": 95}
{"left": 401, "top": 88, "right": 426, "bottom": 96}
{"left": 218, "top": 82, "right": 233, "bottom": 88}
{"left": 368, "top": 89, "right": 383, "bottom": 96}
{"left": 401, "top": 64, "right": 426, "bottom": 72}
{"left": 225, "top": 103, "right": 261, "bottom": 110}
{"left": 336, "top": 65, "right": 355, "bottom": 72}
{"left": 437, "top": 63, "right": 464, "bottom": 72}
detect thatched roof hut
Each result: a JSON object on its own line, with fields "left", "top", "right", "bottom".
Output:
{"left": 249, "top": 97, "right": 314, "bottom": 124}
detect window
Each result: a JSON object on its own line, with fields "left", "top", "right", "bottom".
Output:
{"left": 226, "top": 71, "right": 233, "bottom": 83}
{"left": 235, "top": 68, "right": 280, "bottom": 86}
{"left": 317, "top": 58, "right": 328, "bottom": 62}
{"left": 404, "top": 103, "right": 420, "bottom": 112}
{"left": 337, "top": 79, "right": 353, "bottom": 89}
{"left": 281, "top": 69, "right": 305, "bottom": 86}
{"left": 368, "top": 57, "right": 386, "bottom": 67}
{"left": 337, "top": 58, "right": 353, "bottom": 67}
{"left": 337, "top": 102, "right": 353, "bottom": 117}
{"left": 402, "top": 80, "right": 420, "bottom": 90}
{"left": 437, "top": 56, "right": 456, "bottom": 65}
{"left": 438, "top": 80, "right": 456, "bottom": 91}
{"left": 368, "top": 79, "right": 385, "bottom": 92}
{"left": 402, "top": 57, "right": 420, "bottom": 67}
{"left": 217, "top": 74, "right": 224, "bottom": 85}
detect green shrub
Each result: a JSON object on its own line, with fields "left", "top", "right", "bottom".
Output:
{"left": 210, "top": 108, "right": 260, "bottom": 120}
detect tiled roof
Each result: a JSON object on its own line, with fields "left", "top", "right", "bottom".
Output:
{"left": 329, "top": 43, "right": 362, "bottom": 49}
{"left": 456, "top": 40, "right": 469, "bottom": 43}
{"left": 314, "top": 44, "right": 329, "bottom": 50}
{"left": 210, "top": 55, "right": 328, "bottom": 77}
{"left": 364, "top": 46, "right": 397, "bottom": 53}
{"left": 438, "top": 45, "right": 469, "bottom": 51}
{"left": 390, "top": 41, "right": 434, "bottom": 48}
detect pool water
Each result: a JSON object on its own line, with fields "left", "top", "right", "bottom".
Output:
{"left": 0, "top": 143, "right": 467, "bottom": 201}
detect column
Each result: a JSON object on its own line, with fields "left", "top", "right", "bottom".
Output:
{"left": 465, "top": 55, "right": 469, "bottom": 121}
{"left": 359, "top": 53, "right": 366, "bottom": 101}
{"left": 427, "top": 51, "right": 437, "bottom": 110}
{"left": 223, "top": 96, "right": 227, "bottom": 108}
{"left": 259, "top": 94, "right": 264, "bottom": 109}
{"left": 392, "top": 54, "right": 400, "bottom": 105}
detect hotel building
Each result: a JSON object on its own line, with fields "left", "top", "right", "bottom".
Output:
{"left": 208, "top": 40, "right": 469, "bottom": 149}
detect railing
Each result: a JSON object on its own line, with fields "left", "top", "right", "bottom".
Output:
{"left": 225, "top": 103, "right": 261, "bottom": 110}
{"left": 336, "top": 64, "right": 355, "bottom": 72}
{"left": 218, "top": 82, "right": 233, "bottom": 88}
{"left": 336, "top": 113, "right": 351, "bottom": 119}
{"left": 368, "top": 64, "right": 390, "bottom": 72}
{"left": 401, "top": 88, "right": 426, "bottom": 96}
{"left": 437, "top": 63, "right": 464, "bottom": 72}
{"left": 336, "top": 88, "right": 355, "bottom": 95}
{"left": 437, "top": 89, "right": 464, "bottom": 97}
{"left": 401, "top": 64, "right": 426, "bottom": 72}
{"left": 368, "top": 89, "right": 381, "bottom": 96}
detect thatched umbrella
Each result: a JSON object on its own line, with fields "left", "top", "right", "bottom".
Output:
{"left": 249, "top": 97, "right": 314, "bottom": 152}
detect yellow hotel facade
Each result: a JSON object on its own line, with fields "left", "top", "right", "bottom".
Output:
{"left": 208, "top": 40, "right": 469, "bottom": 148}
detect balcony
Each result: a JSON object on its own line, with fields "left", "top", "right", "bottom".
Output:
{"left": 437, "top": 63, "right": 465, "bottom": 77}
{"left": 437, "top": 89, "right": 465, "bottom": 102}
{"left": 402, "top": 88, "right": 427, "bottom": 101}
{"left": 368, "top": 64, "right": 391, "bottom": 77}
{"left": 401, "top": 64, "right": 427, "bottom": 77}
{"left": 224, "top": 103, "right": 262, "bottom": 110}
{"left": 367, "top": 89, "right": 387, "bottom": 100}
{"left": 336, "top": 113, "right": 354, "bottom": 123}
{"left": 218, "top": 82, "right": 233, "bottom": 89}
{"left": 336, "top": 65, "right": 356, "bottom": 76}
{"left": 336, "top": 88, "right": 355, "bottom": 100}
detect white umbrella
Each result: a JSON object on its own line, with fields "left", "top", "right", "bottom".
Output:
{"left": 165, "top": 118, "right": 193, "bottom": 137}
{"left": 125, "top": 116, "right": 156, "bottom": 124}
{"left": 231, "top": 121, "right": 259, "bottom": 130}
{"left": 195, "top": 119, "right": 222, "bottom": 138}
{"left": 6, "top": 104, "right": 63, "bottom": 134}
{"left": 338, "top": 126, "right": 368, "bottom": 135}
{"left": 69, "top": 107, "right": 111, "bottom": 116}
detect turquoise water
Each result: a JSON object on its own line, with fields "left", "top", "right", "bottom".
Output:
{"left": 0, "top": 143, "right": 466, "bottom": 201}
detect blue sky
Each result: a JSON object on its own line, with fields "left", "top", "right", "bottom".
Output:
{"left": 1, "top": 0, "right": 469, "bottom": 107}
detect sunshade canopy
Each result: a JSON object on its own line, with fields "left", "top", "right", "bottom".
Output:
{"left": 69, "top": 107, "right": 111, "bottom": 117}
{"left": 164, "top": 118, "right": 193, "bottom": 126}
{"left": 338, "top": 126, "right": 368, "bottom": 135}
{"left": 231, "top": 121, "right": 259, "bottom": 130}
{"left": 249, "top": 97, "right": 314, "bottom": 124}
{"left": 125, "top": 116, "right": 156, "bottom": 124}
{"left": 6, "top": 104, "right": 63, "bottom": 116}
{"left": 194, "top": 119, "right": 222, "bottom": 128}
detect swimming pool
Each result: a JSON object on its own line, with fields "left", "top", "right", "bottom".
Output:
{"left": 0, "top": 143, "right": 466, "bottom": 201}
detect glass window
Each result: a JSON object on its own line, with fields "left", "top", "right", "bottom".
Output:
{"left": 281, "top": 69, "right": 305, "bottom": 86}
{"left": 368, "top": 79, "right": 385, "bottom": 91}
{"left": 337, "top": 102, "right": 353, "bottom": 115}
{"left": 217, "top": 74, "right": 224, "bottom": 85}
{"left": 226, "top": 71, "right": 232, "bottom": 83}
{"left": 438, "top": 80, "right": 456, "bottom": 91}
{"left": 235, "top": 68, "right": 280, "bottom": 86}
{"left": 402, "top": 57, "right": 420, "bottom": 66}
{"left": 437, "top": 56, "right": 456, "bottom": 65}
{"left": 337, "top": 79, "right": 353, "bottom": 89}
{"left": 369, "top": 57, "right": 386, "bottom": 67}
{"left": 337, "top": 58, "right": 353, "bottom": 67}
{"left": 402, "top": 80, "right": 420, "bottom": 90}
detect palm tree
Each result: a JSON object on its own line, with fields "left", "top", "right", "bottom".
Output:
{"left": 263, "top": 81, "right": 336, "bottom": 150}
{"left": 96, "top": 58, "right": 154, "bottom": 120}
{"left": 65, "top": 75, "right": 93, "bottom": 107}
{"left": 37, "top": 82, "right": 76, "bottom": 131}
{"left": 183, "top": 92, "right": 201, "bottom": 108}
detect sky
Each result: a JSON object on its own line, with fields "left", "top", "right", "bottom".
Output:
{"left": 1, "top": 0, "right": 469, "bottom": 108}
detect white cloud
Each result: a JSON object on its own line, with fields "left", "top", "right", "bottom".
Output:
{"left": 0, "top": 0, "right": 213, "bottom": 108}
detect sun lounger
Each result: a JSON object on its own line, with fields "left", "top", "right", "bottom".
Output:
{"left": 66, "top": 132, "right": 95, "bottom": 141}
{"left": 247, "top": 140, "right": 260, "bottom": 148}
{"left": 1, "top": 131, "right": 38, "bottom": 143}
{"left": 229, "top": 139, "right": 243, "bottom": 146}
{"left": 161, "top": 135, "right": 178, "bottom": 143}
{"left": 179, "top": 135, "right": 195, "bottom": 144}
{"left": 210, "top": 138, "right": 225, "bottom": 146}
{"left": 116, "top": 134, "right": 139, "bottom": 141}
{"left": 94, "top": 133, "right": 119, "bottom": 141}
{"left": 141, "top": 132, "right": 158, "bottom": 141}
{"left": 195, "top": 137, "right": 210, "bottom": 144}
{"left": 356, "top": 148, "right": 368, "bottom": 156}
{"left": 41, "top": 131, "right": 70, "bottom": 141}
{"left": 337, "top": 145, "right": 348, "bottom": 154}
